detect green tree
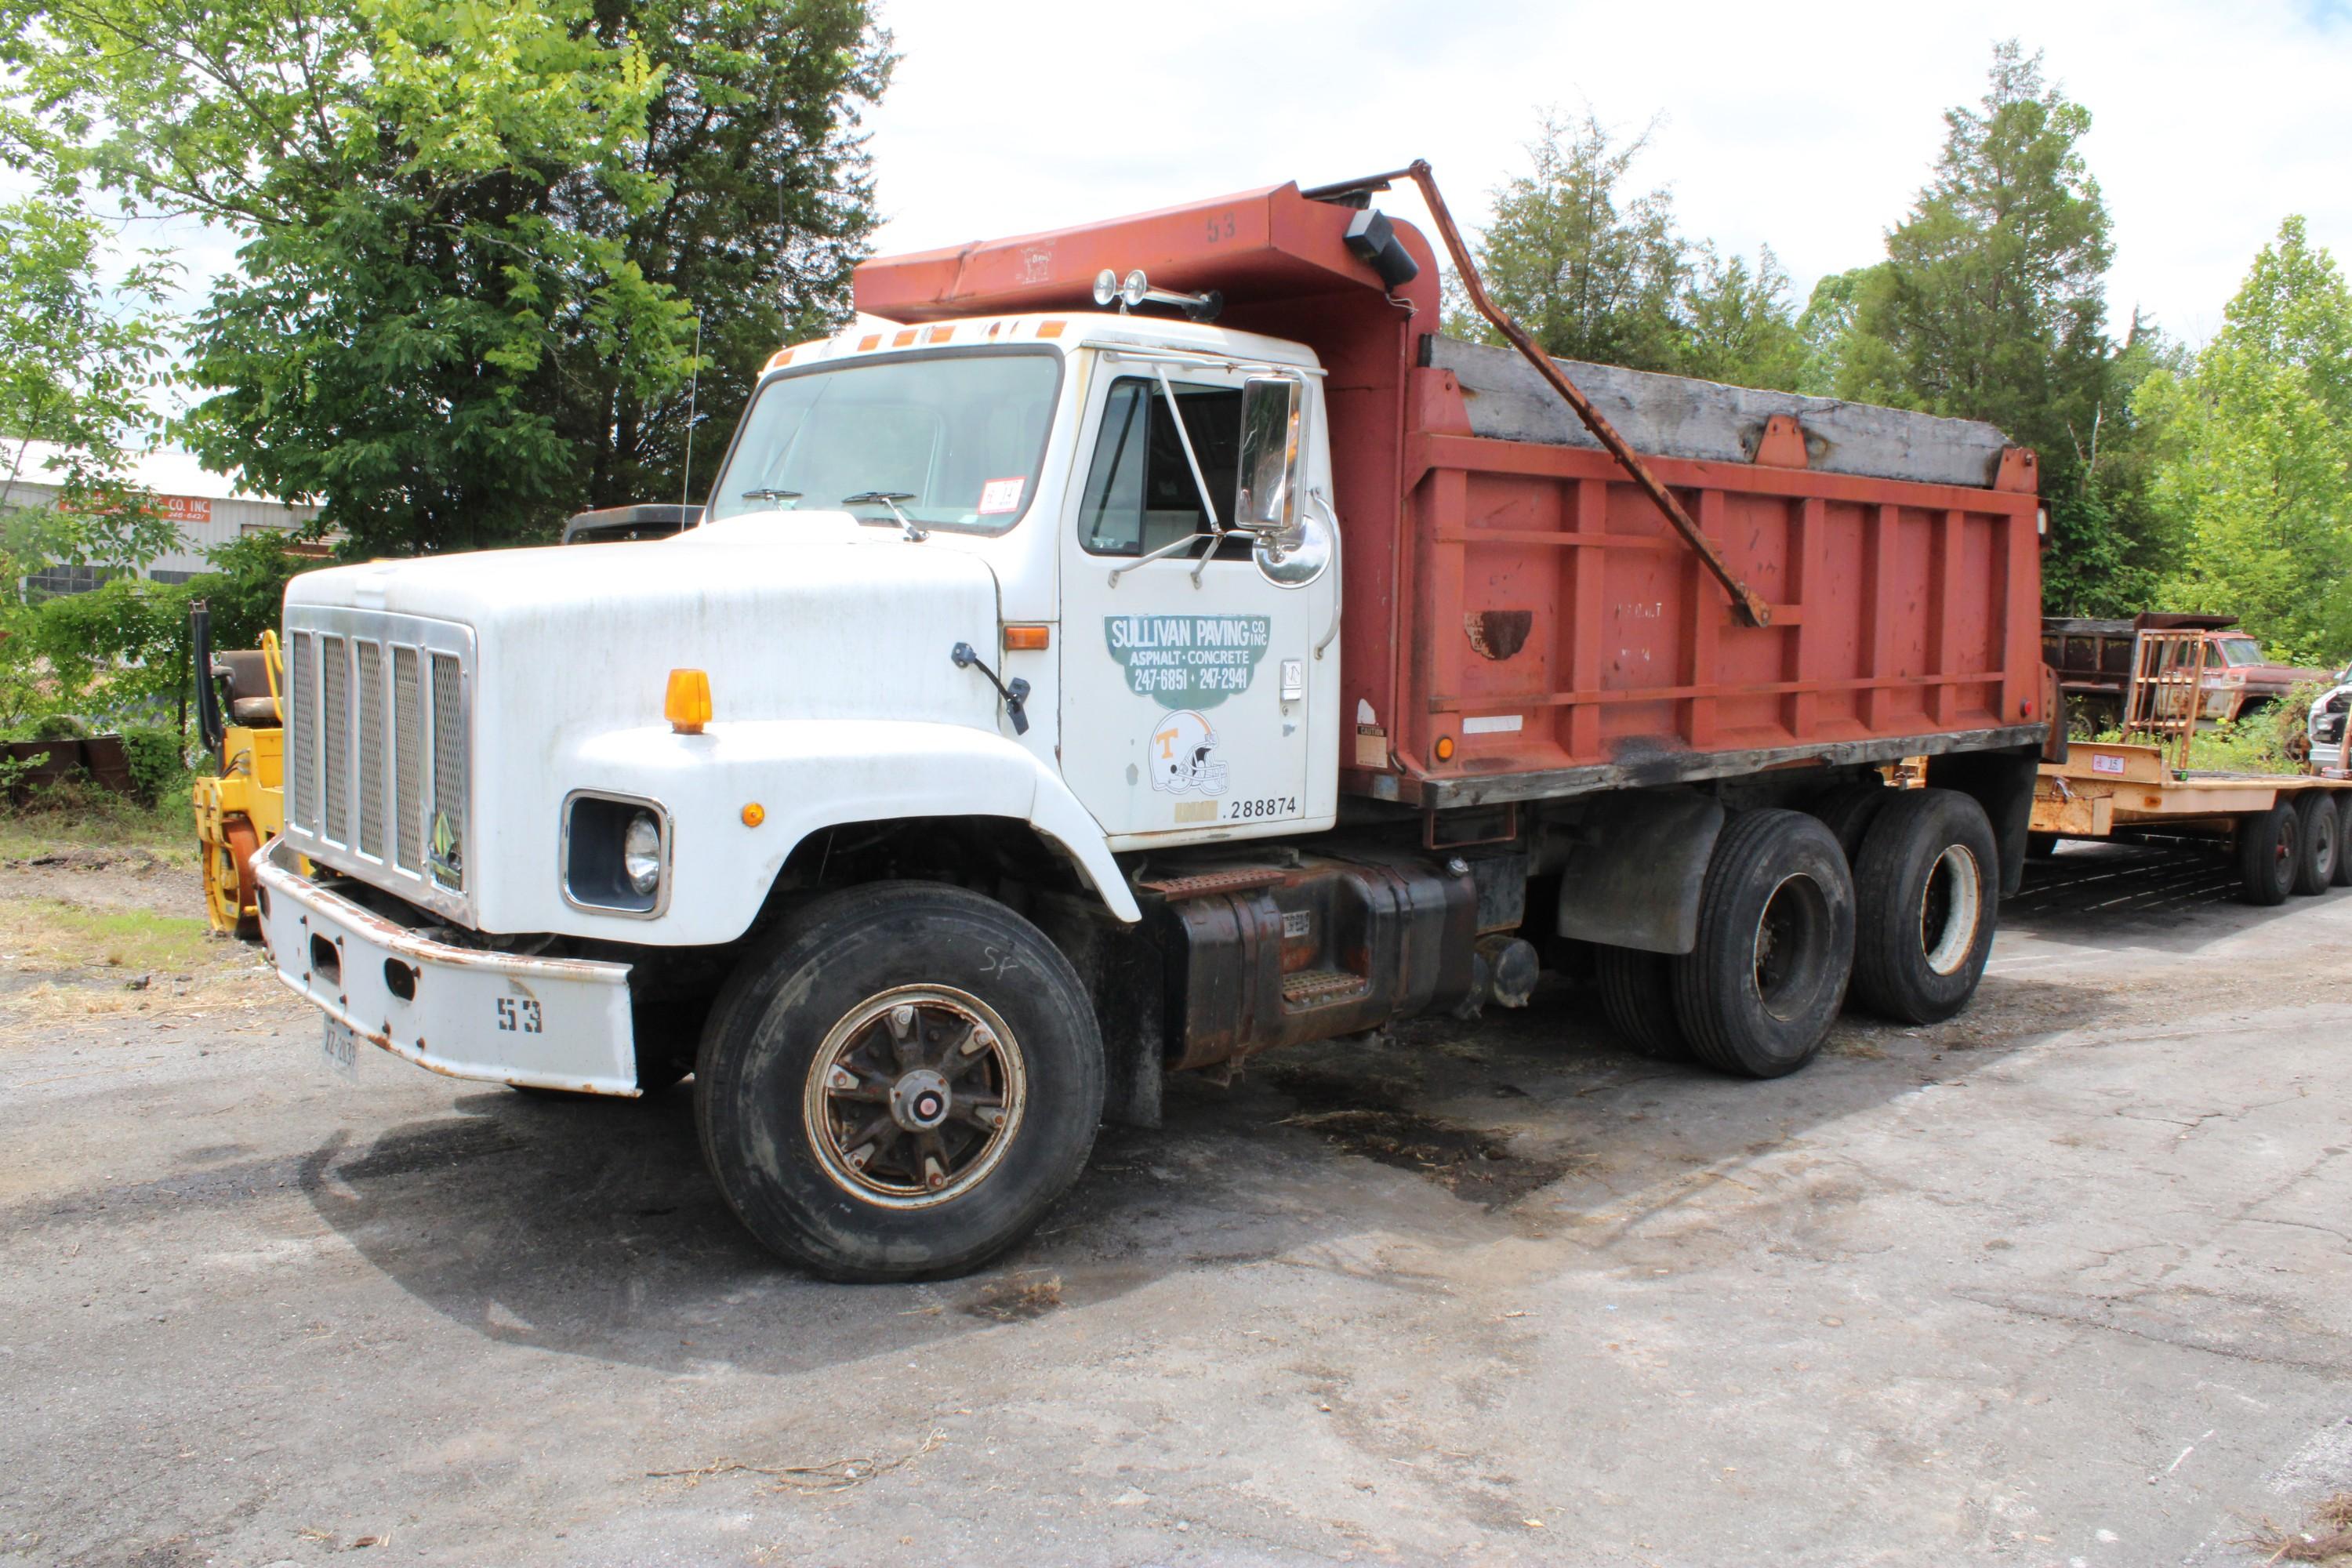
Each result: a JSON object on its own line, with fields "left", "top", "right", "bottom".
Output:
{"left": 1795, "top": 266, "right": 1877, "bottom": 397}
{"left": 2136, "top": 218, "right": 2352, "bottom": 663}
{"left": 1840, "top": 41, "right": 2112, "bottom": 454}
{"left": 565, "top": 0, "right": 892, "bottom": 509}
{"left": 1835, "top": 40, "right": 2182, "bottom": 614}
{"left": 2, "top": 0, "right": 889, "bottom": 556}
{"left": 1466, "top": 109, "right": 1689, "bottom": 372}
{"left": 1678, "top": 244, "right": 1805, "bottom": 388}
{"left": 0, "top": 196, "right": 179, "bottom": 571}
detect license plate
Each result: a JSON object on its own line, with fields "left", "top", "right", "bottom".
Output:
{"left": 321, "top": 1016, "right": 358, "bottom": 1079}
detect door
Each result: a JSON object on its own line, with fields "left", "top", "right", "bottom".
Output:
{"left": 1058, "top": 362, "right": 1330, "bottom": 844}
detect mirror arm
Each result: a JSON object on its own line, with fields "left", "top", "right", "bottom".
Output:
{"left": 1143, "top": 365, "right": 1236, "bottom": 589}
{"left": 1105, "top": 527, "right": 1213, "bottom": 586}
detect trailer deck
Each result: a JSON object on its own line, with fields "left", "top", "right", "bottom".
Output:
{"left": 2031, "top": 740, "right": 2352, "bottom": 903}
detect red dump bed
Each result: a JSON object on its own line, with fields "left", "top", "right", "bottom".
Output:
{"left": 857, "top": 180, "right": 2049, "bottom": 811}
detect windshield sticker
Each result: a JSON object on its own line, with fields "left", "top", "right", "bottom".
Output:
{"left": 977, "top": 476, "right": 1025, "bottom": 514}
{"left": 1105, "top": 615, "right": 1270, "bottom": 708}
{"left": 1148, "top": 710, "right": 1228, "bottom": 796}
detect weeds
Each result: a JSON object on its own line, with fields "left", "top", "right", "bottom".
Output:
{"left": 2238, "top": 1492, "right": 2352, "bottom": 1563}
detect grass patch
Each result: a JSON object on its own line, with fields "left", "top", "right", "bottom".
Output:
{"left": 0, "top": 779, "right": 194, "bottom": 862}
{"left": 0, "top": 897, "right": 218, "bottom": 975}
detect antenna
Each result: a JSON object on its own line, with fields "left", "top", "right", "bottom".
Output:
{"left": 679, "top": 314, "right": 703, "bottom": 517}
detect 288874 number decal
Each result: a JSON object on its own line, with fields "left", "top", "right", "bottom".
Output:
{"left": 1227, "top": 796, "right": 1299, "bottom": 821}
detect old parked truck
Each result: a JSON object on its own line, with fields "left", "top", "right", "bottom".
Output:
{"left": 2043, "top": 612, "right": 2327, "bottom": 731}
{"left": 256, "top": 165, "right": 2050, "bottom": 1280}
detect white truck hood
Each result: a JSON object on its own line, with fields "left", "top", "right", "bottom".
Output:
{"left": 285, "top": 524, "right": 1007, "bottom": 732}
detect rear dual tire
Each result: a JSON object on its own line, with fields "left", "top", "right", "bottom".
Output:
{"left": 2291, "top": 792, "right": 2339, "bottom": 896}
{"left": 2236, "top": 803, "right": 2299, "bottom": 906}
{"left": 1849, "top": 789, "right": 1999, "bottom": 1025}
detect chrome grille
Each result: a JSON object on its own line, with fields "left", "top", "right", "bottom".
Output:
{"left": 321, "top": 636, "right": 350, "bottom": 843}
{"left": 289, "top": 633, "right": 318, "bottom": 833}
{"left": 280, "top": 609, "right": 474, "bottom": 919}
{"left": 430, "top": 653, "right": 466, "bottom": 888}
{"left": 394, "top": 647, "right": 423, "bottom": 873}
{"left": 356, "top": 640, "right": 385, "bottom": 857}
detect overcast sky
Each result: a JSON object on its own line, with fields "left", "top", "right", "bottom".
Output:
{"left": 859, "top": 0, "right": 2352, "bottom": 349}
{"left": 25, "top": 0, "right": 2350, "bottom": 366}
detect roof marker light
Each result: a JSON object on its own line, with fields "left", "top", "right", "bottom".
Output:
{"left": 666, "top": 669, "right": 713, "bottom": 735}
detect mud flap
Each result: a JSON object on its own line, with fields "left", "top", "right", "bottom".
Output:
{"left": 1554, "top": 789, "right": 1726, "bottom": 956}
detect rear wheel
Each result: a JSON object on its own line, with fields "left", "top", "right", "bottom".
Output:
{"left": 2234, "top": 803, "right": 2299, "bottom": 906}
{"left": 2291, "top": 792, "right": 2337, "bottom": 895}
{"left": 1671, "top": 810, "right": 1854, "bottom": 1079}
{"left": 695, "top": 882, "right": 1103, "bottom": 1282}
{"left": 1849, "top": 789, "right": 1999, "bottom": 1024}
{"left": 1594, "top": 945, "right": 1688, "bottom": 1060}
{"left": 1810, "top": 783, "right": 1891, "bottom": 867}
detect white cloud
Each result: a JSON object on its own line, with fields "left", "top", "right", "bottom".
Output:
{"left": 863, "top": 0, "right": 2352, "bottom": 347}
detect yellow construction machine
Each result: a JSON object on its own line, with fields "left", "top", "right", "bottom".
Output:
{"left": 190, "top": 601, "right": 286, "bottom": 938}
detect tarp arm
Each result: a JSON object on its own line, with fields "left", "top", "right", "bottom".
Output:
{"left": 1314, "top": 161, "right": 1774, "bottom": 630}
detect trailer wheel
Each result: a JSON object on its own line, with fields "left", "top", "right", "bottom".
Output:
{"left": 1671, "top": 810, "right": 1854, "bottom": 1079}
{"left": 1849, "top": 789, "right": 1999, "bottom": 1024}
{"left": 1810, "top": 783, "right": 1890, "bottom": 866}
{"left": 695, "top": 881, "right": 1103, "bottom": 1283}
{"left": 1594, "top": 946, "right": 1688, "bottom": 1060}
{"left": 2291, "top": 792, "right": 2338, "bottom": 895}
{"left": 2333, "top": 793, "right": 2352, "bottom": 888}
{"left": 2234, "top": 803, "right": 2299, "bottom": 906}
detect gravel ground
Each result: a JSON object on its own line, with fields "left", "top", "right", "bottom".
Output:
{"left": 2, "top": 839, "right": 2347, "bottom": 1567}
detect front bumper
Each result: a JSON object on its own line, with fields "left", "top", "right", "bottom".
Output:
{"left": 254, "top": 839, "right": 643, "bottom": 1094}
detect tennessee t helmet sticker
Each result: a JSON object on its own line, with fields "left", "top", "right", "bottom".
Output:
{"left": 1147, "top": 709, "right": 1229, "bottom": 796}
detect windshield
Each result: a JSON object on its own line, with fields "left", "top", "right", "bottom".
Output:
{"left": 706, "top": 348, "right": 1060, "bottom": 532}
{"left": 2212, "top": 635, "right": 2266, "bottom": 667}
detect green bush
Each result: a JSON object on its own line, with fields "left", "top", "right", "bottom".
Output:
{"left": 119, "top": 725, "right": 191, "bottom": 806}
{"left": 27, "top": 712, "right": 89, "bottom": 741}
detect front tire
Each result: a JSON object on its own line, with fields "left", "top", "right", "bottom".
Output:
{"left": 1671, "top": 810, "right": 1855, "bottom": 1079}
{"left": 1849, "top": 789, "right": 1999, "bottom": 1025}
{"left": 695, "top": 882, "right": 1104, "bottom": 1283}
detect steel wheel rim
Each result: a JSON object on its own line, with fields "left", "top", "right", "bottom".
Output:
{"left": 2314, "top": 807, "right": 2337, "bottom": 875}
{"left": 804, "top": 985, "right": 1027, "bottom": 1210}
{"left": 1751, "top": 873, "right": 1831, "bottom": 1022}
{"left": 1919, "top": 844, "right": 1982, "bottom": 976}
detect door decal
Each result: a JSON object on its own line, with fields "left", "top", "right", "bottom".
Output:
{"left": 1105, "top": 615, "right": 1271, "bottom": 706}
{"left": 1146, "top": 710, "right": 1229, "bottom": 796}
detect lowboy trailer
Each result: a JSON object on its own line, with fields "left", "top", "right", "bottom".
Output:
{"left": 2031, "top": 741, "right": 2352, "bottom": 903}
{"left": 258, "top": 163, "right": 2055, "bottom": 1279}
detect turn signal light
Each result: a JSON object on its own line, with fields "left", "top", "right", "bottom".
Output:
{"left": 1003, "top": 624, "right": 1051, "bottom": 652}
{"left": 666, "top": 669, "right": 713, "bottom": 734}
{"left": 1434, "top": 735, "right": 1456, "bottom": 762}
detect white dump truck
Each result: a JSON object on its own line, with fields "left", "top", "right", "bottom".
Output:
{"left": 258, "top": 168, "right": 2052, "bottom": 1279}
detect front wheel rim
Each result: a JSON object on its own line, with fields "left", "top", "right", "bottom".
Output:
{"left": 804, "top": 985, "right": 1028, "bottom": 1210}
{"left": 1919, "top": 844, "right": 1983, "bottom": 975}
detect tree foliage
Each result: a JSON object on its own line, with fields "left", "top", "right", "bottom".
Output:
{"left": 2136, "top": 218, "right": 2352, "bottom": 663}
{"left": 0, "top": 196, "right": 180, "bottom": 570}
{"left": 1, "top": 0, "right": 890, "bottom": 556}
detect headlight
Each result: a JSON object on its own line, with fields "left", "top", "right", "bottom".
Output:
{"left": 562, "top": 793, "right": 668, "bottom": 915}
{"left": 622, "top": 811, "right": 662, "bottom": 895}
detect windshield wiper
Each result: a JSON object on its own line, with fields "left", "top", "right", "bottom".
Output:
{"left": 738, "top": 486, "right": 803, "bottom": 506}
{"left": 842, "top": 490, "right": 927, "bottom": 543}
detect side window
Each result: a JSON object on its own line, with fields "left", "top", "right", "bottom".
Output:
{"left": 1077, "top": 376, "right": 1245, "bottom": 557}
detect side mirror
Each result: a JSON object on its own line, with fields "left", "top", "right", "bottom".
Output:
{"left": 1234, "top": 376, "right": 1301, "bottom": 539}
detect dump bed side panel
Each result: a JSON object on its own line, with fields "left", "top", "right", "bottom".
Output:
{"left": 1356, "top": 366, "right": 2046, "bottom": 808}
